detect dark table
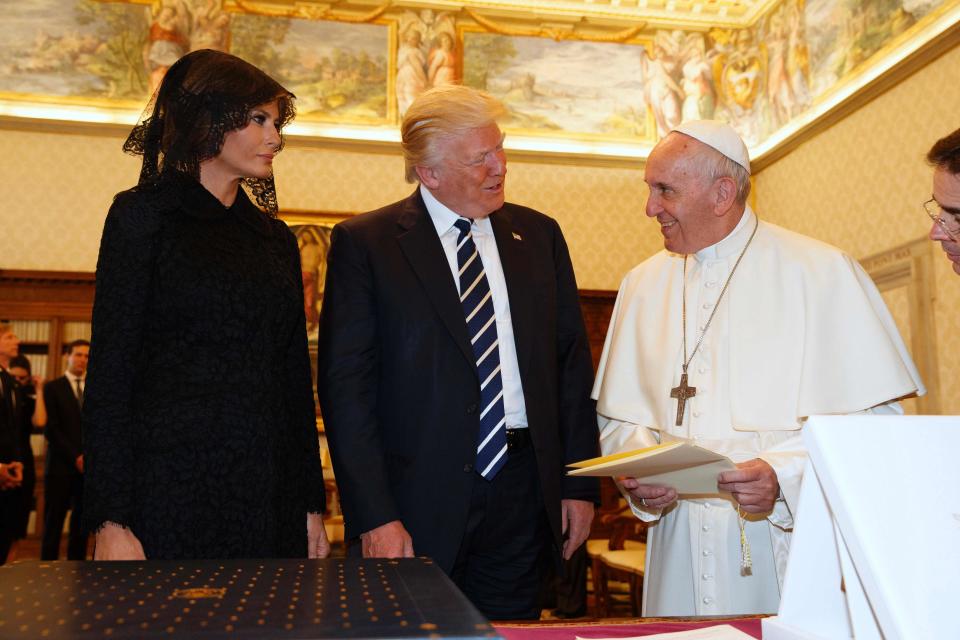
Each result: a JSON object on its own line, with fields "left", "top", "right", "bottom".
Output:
{"left": 0, "top": 557, "right": 498, "bottom": 639}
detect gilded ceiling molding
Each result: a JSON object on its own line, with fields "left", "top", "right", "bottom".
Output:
{"left": 463, "top": 8, "right": 645, "bottom": 42}
{"left": 231, "top": 0, "right": 392, "bottom": 23}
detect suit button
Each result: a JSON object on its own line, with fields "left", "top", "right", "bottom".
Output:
{"left": 466, "top": 403, "right": 478, "bottom": 414}
{"left": 463, "top": 464, "right": 473, "bottom": 473}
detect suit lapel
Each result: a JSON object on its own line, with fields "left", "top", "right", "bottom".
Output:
{"left": 490, "top": 208, "right": 535, "bottom": 379}
{"left": 395, "top": 191, "right": 477, "bottom": 371}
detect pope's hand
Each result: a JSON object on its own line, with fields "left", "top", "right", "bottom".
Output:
{"left": 619, "top": 477, "right": 677, "bottom": 510}
{"left": 717, "top": 458, "right": 780, "bottom": 513}
{"left": 360, "top": 520, "right": 414, "bottom": 558}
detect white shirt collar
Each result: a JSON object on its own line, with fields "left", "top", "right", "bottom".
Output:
{"left": 693, "top": 205, "right": 757, "bottom": 262}
{"left": 420, "top": 184, "right": 493, "bottom": 237}
{"left": 64, "top": 369, "right": 85, "bottom": 384}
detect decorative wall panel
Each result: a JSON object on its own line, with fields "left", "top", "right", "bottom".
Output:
{"left": 754, "top": 42, "right": 960, "bottom": 414}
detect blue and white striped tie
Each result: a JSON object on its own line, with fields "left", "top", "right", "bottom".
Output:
{"left": 454, "top": 218, "right": 507, "bottom": 480}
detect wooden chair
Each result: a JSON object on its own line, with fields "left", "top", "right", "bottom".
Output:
{"left": 592, "top": 512, "right": 647, "bottom": 617}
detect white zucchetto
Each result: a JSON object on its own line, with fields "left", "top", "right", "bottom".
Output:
{"left": 672, "top": 120, "right": 751, "bottom": 175}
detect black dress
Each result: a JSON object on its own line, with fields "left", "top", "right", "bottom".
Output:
{"left": 83, "top": 175, "right": 325, "bottom": 559}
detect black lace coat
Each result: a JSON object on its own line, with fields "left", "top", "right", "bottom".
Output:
{"left": 82, "top": 176, "right": 325, "bottom": 559}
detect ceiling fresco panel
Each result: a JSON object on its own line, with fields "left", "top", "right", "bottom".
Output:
{"left": 0, "top": 0, "right": 957, "bottom": 163}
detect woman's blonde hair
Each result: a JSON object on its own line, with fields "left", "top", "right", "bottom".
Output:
{"left": 400, "top": 85, "right": 506, "bottom": 183}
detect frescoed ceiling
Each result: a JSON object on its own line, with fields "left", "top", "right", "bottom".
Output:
{"left": 1, "top": 0, "right": 958, "bottom": 164}
{"left": 234, "top": 0, "right": 777, "bottom": 29}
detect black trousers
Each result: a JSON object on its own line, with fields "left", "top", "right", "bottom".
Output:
{"left": 552, "top": 541, "right": 588, "bottom": 616}
{"left": 0, "top": 490, "right": 18, "bottom": 565}
{"left": 41, "top": 473, "right": 86, "bottom": 560}
{"left": 449, "top": 443, "right": 549, "bottom": 621}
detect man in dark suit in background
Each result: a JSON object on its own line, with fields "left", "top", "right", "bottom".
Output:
{"left": 41, "top": 339, "right": 89, "bottom": 560}
{"left": 0, "top": 324, "right": 26, "bottom": 564}
{"left": 318, "top": 85, "right": 599, "bottom": 620}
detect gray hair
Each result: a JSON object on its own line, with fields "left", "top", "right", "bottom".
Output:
{"left": 671, "top": 132, "right": 751, "bottom": 205}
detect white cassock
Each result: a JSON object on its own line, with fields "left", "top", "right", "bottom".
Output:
{"left": 593, "top": 206, "right": 924, "bottom": 616}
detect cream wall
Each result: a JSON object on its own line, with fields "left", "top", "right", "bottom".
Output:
{"left": 0, "top": 125, "right": 656, "bottom": 290}
{"left": 3, "top": 42, "right": 959, "bottom": 411}
{"left": 753, "top": 42, "right": 960, "bottom": 413}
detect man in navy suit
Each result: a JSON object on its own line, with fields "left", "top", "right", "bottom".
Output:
{"left": 318, "top": 86, "right": 599, "bottom": 620}
{"left": 41, "top": 339, "right": 89, "bottom": 560}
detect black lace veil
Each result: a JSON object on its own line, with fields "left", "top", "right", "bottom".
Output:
{"left": 123, "top": 49, "right": 296, "bottom": 215}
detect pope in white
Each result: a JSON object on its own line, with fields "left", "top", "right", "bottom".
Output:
{"left": 593, "top": 120, "right": 924, "bottom": 616}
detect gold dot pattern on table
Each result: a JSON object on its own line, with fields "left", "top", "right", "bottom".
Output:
{"left": 0, "top": 558, "right": 498, "bottom": 638}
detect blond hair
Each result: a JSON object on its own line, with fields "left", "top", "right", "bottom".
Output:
{"left": 401, "top": 85, "right": 506, "bottom": 183}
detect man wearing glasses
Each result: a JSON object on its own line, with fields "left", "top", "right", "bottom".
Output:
{"left": 926, "top": 127, "right": 960, "bottom": 274}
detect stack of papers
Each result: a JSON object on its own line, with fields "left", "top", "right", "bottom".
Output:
{"left": 567, "top": 441, "right": 736, "bottom": 495}
{"left": 576, "top": 623, "right": 756, "bottom": 639}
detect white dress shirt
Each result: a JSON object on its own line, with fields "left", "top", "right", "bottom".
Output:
{"left": 420, "top": 185, "right": 528, "bottom": 429}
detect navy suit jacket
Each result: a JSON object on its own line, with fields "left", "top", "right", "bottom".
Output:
{"left": 318, "top": 190, "right": 599, "bottom": 571}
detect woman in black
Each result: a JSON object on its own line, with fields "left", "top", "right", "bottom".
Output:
{"left": 83, "top": 50, "right": 329, "bottom": 560}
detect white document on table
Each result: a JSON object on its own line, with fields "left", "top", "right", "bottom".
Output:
{"left": 575, "top": 623, "right": 755, "bottom": 640}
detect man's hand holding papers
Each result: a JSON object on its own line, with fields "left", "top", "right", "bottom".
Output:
{"left": 569, "top": 441, "right": 780, "bottom": 513}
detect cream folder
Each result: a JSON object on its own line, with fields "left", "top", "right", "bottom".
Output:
{"left": 567, "top": 441, "right": 736, "bottom": 495}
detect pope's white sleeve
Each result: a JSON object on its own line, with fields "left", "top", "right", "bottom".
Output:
{"left": 758, "top": 433, "right": 804, "bottom": 531}
{"left": 761, "top": 400, "right": 904, "bottom": 530}
{"left": 598, "top": 413, "right": 663, "bottom": 523}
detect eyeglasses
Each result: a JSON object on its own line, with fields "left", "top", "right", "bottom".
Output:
{"left": 924, "top": 197, "right": 960, "bottom": 243}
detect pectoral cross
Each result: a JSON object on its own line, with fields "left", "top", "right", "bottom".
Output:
{"left": 670, "top": 372, "right": 696, "bottom": 426}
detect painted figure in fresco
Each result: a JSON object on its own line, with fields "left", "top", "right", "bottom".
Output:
{"left": 720, "top": 30, "right": 762, "bottom": 112}
{"left": 785, "top": 0, "right": 811, "bottom": 111}
{"left": 396, "top": 27, "right": 428, "bottom": 116}
{"left": 641, "top": 40, "right": 683, "bottom": 138}
{"left": 299, "top": 233, "right": 323, "bottom": 329}
{"left": 428, "top": 31, "right": 457, "bottom": 88}
{"left": 766, "top": 9, "right": 796, "bottom": 127}
{"left": 144, "top": 0, "right": 190, "bottom": 95}
{"left": 680, "top": 35, "right": 716, "bottom": 121}
{"left": 190, "top": 0, "right": 230, "bottom": 52}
